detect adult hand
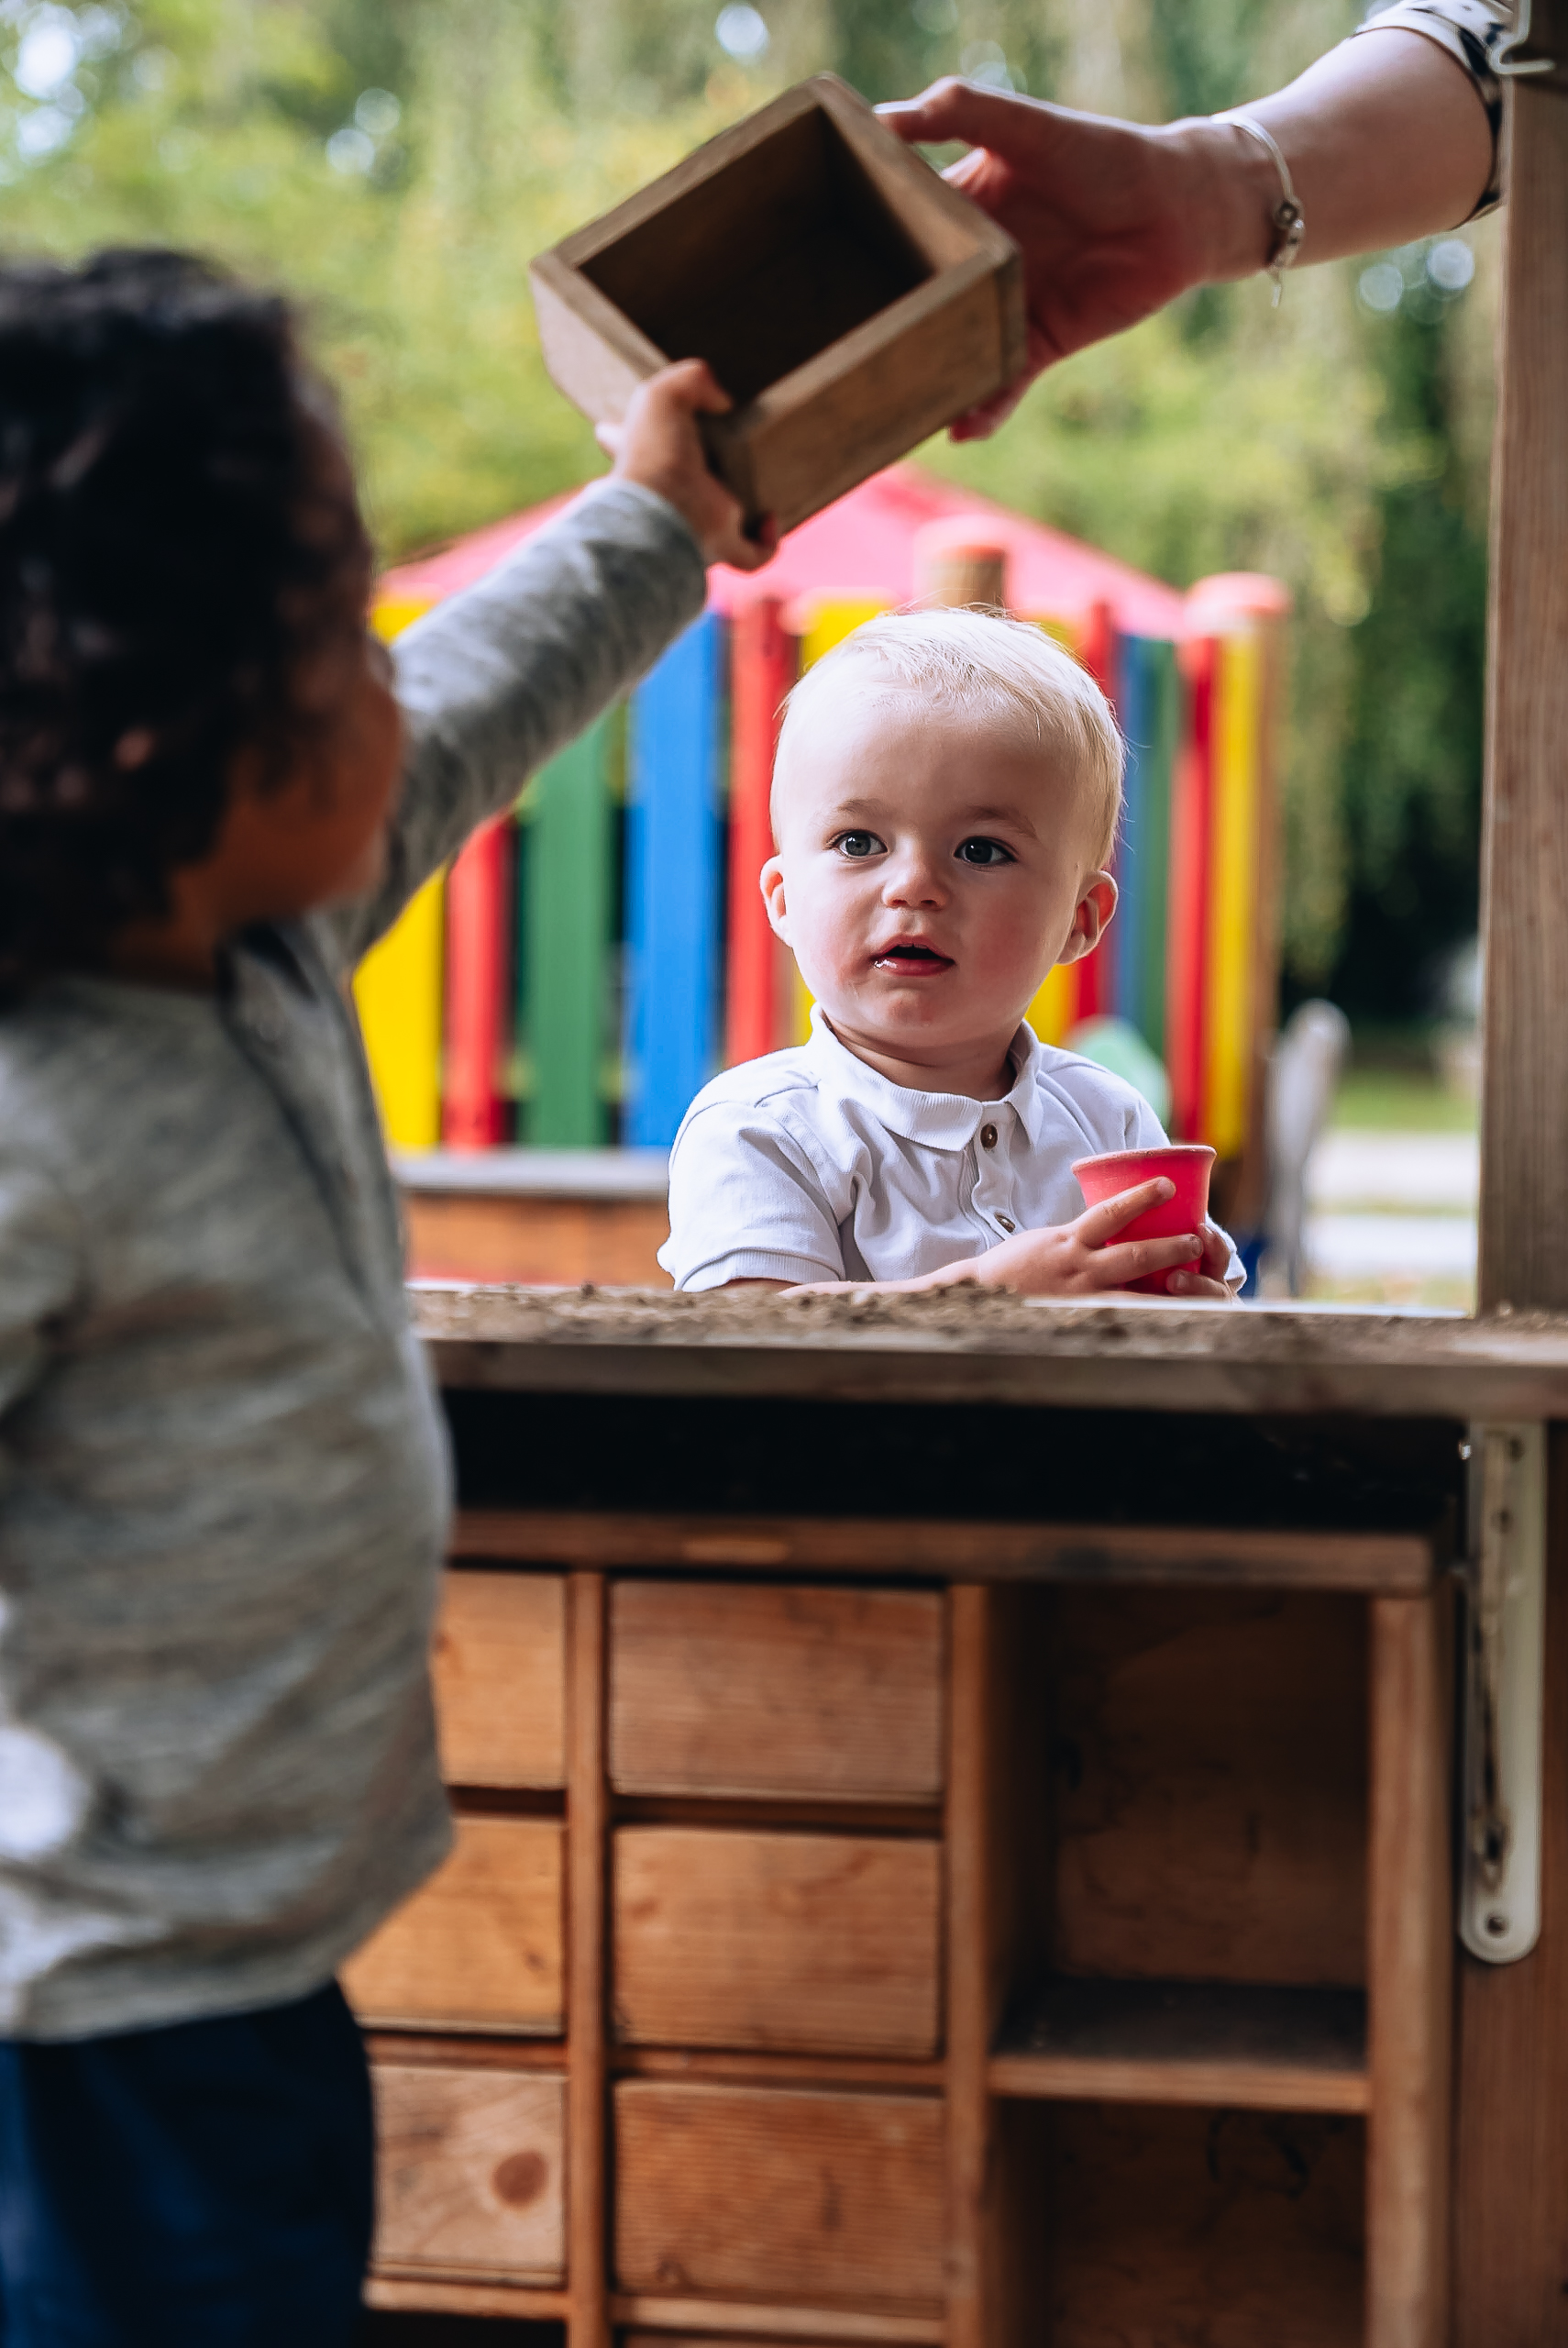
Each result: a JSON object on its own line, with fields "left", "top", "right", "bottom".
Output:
{"left": 880, "top": 32, "right": 1495, "bottom": 439}
{"left": 878, "top": 81, "right": 1262, "bottom": 437}
{"left": 600, "top": 360, "right": 778, "bottom": 572}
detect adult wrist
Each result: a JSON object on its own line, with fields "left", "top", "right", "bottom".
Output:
{"left": 1160, "top": 116, "right": 1289, "bottom": 289}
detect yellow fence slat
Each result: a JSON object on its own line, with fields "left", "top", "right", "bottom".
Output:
{"left": 790, "top": 598, "right": 889, "bottom": 1044}
{"left": 1200, "top": 629, "right": 1261, "bottom": 1158}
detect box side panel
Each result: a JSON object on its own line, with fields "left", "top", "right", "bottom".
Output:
{"left": 530, "top": 258, "right": 658, "bottom": 424}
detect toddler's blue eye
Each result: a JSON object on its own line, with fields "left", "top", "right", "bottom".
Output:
{"left": 956, "top": 836, "right": 1014, "bottom": 866}
{"left": 834, "top": 831, "right": 883, "bottom": 858}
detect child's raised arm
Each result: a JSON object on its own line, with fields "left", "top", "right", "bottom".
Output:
{"left": 327, "top": 363, "right": 771, "bottom": 969}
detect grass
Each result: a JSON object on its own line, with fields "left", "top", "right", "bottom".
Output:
{"left": 1329, "top": 1067, "right": 1477, "bottom": 1133}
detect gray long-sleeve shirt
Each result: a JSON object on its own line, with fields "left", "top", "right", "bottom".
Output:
{"left": 0, "top": 479, "right": 706, "bottom": 2038}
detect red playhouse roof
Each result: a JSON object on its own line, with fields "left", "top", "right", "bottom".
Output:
{"left": 379, "top": 462, "right": 1188, "bottom": 640}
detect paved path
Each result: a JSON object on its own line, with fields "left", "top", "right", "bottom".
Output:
{"left": 1303, "top": 1130, "right": 1477, "bottom": 1287}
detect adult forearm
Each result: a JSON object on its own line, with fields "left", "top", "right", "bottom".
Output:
{"left": 1191, "top": 29, "right": 1496, "bottom": 283}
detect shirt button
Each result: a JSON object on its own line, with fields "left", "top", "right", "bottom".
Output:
{"left": 997, "top": 1214, "right": 1016, "bottom": 1233}
{"left": 980, "top": 1123, "right": 999, "bottom": 1149}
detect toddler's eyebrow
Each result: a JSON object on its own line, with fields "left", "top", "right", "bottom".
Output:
{"left": 826, "top": 794, "right": 1039, "bottom": 838}
{"left": 961, "top": 803, "right": 1039, "bottom": 836}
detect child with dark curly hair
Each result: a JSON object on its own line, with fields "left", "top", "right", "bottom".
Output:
{"left": 0, "top": 247, "right": 769, "bottom": 2345}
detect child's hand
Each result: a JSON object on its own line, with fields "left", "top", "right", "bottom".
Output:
{"left": 1165, "top": 1217, "right": 1237, "bottom": 1301}
{"left": 958, "top": 1177, "right": 1232, "bottom": 1300}
{"left": 597, "top": 360, "right": 778, "bottom": 574}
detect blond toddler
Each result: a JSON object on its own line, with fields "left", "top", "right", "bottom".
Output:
{"left": 661, "top": 608, "right": 1241, "bottom": 1299}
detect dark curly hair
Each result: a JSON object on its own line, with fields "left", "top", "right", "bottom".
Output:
{"left": 0, "top": 248, "right": 371, "bottom": 994}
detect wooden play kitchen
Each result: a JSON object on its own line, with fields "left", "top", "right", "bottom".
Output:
{"left": 353, "top": 1294, "right": 1568, "bottom": 2346}
{"left": 354, "top": 29, "right": 1568, "bottom": 2348}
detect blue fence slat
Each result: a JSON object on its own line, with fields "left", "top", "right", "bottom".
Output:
{"left": 624, "top": 611, "right": 724, "bottom": 1148}
{"left": 1113, "top": 631, "right": 1149, "bottom": 1030}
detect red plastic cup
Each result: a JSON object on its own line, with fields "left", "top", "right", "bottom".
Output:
{"left": 1071, "top": 1145, "right": 1217, "bottom": 1295}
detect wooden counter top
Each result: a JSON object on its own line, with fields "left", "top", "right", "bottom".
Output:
{"left": 414, "top": 1283, "right": 1568, "bottom": 1420}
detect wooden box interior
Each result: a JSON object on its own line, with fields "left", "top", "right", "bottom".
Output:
{"left": 578, "top": 100, "right": 941, "bottom": 408}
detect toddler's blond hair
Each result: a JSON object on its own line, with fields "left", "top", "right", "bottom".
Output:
{"left": 773, "top": 606, "right": 1124, "bottom": 868}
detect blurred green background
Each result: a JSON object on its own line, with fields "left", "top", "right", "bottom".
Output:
{"left": 0, "top": 0, "right": 1492, "bottom": 1033}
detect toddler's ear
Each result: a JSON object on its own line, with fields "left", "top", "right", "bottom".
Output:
{"left": 760, "top": 855, "right": 791, "bottom": 944}
{"left": 1056, "top": 871, "right": 1117, "bottom": 965}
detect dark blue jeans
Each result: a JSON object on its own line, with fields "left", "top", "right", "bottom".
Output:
{"left": 0, "top": 1980, "right": 372, "bottom": 2346}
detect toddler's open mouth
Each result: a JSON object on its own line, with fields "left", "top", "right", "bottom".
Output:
{"left": 873, "top": 940, "right": 955, "bottom": 976}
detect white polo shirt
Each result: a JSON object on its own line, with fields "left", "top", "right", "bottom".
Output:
{"left": 660, "top": 1009, "right": 1237, "bottom": 1291}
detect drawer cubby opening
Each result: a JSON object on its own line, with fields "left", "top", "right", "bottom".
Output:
{"left": 977, "top": 1587, "right": 1372, "bottom": 2122}
{"left": 995, "top": 2099, "right": 1365, "bottom": 2348}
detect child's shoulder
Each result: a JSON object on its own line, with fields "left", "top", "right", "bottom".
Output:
{"left": 676, "top": 1043, "right": 822, "bottom": 1131}
{"left": 1025, "top": 1035, "right": 1169, "bottom": 1145}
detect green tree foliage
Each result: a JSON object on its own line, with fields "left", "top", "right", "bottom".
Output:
{"left": 0, "top": 0, "right": 1491, "bottom": 1010}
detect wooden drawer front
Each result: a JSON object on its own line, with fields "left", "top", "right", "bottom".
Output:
{"left": 344, "top": 1816, "right": 563, "bottom": 2032}
{"left": 614, "top": 2080, "right": 945, "bottom": 2306}
{"left": 609, "top": 1582, "right": 944, "bottom": 1800}
{"left": 613, "top": 1825, "right": 941, "bottom": 2056}
{"left": 373, "top": 2061, "right": 565, "bottom": 2280}
{"left": 436, "top": 1570, "right": 565, "bottom": 1789}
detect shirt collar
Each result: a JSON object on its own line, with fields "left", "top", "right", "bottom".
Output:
{"left": 804, "top": 1003, "right": 1049, "bottom": 1150}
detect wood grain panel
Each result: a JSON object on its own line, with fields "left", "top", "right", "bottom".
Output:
{"left": 613, "top": 2079, "right": 945, "bottom": 2307}
{"left": 620, "top": 2319, "right": 942, "bottom": 2346}
{"left": 1050, "top": 2102, "right": 1364, "bottom": 2347}
{"left": 371, "top": 2061, "right": 565, "bottom": 2280}
{"left": 343, "top": 1816, "right": 563, "bottom": 2032}
{"left": 568, "top": 1570, "right": 611, "bottom": 2348}
{"left": 404, "top": 1191, "right": 670, "bottom": 1286}
{"left": 1367, "top": 1592, "right": 1452, "bottom": 2348}
{"left": 1052, "top": 1590, "right": 1368, "bottom": 1987}
{"left": 434, "top": 1569, "right": 565, "bottom": 1789}
{"left": 613, "top": 1826, "right": 940, "bottom": 2056}
{"left": 456, "top": 1507, "right": 1436, "bottom": 1594}
{"left": 992, "top": 1977, "right": 1368, "bottom": 2115}
{"left": 609, "top": 1582, "right": 944, "bottom": 1801}
{"left": 621, "top": 2317, "right": 942, "bottom": 2345}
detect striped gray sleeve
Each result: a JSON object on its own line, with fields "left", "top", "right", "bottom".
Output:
{"left": 1353, "top": 3, "right": 1507, "bottom": 215}
{"left": 326, "top": 479, "right": 707, "bottom": 969}
{"left": 0, "top": 1157, "right": 81, "bottom": 1426}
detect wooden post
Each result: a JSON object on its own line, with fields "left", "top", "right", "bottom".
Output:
{"left": 1457, "top": 28, "right": 1568, "bottom": 2337}
{"left": 1367, "top": 1594, "right": 1452, "bottom": 2348}
{"left": 945, "top": 1584, "right": 993, "bottom": 2348}
{"left": 568, "top": 1571, "right": 610, "bottom": 2348}
{"left": 1476, "top": 53, "right": 1568, "bottom": 1312}
{"left": 922, "top": 541, "right": 1010, "bottom": 611}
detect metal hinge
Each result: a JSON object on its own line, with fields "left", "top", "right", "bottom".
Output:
{"left": 1497, "top": 0, "right": 1559, "bottom": 77}
{"left": 1459, "top": 1423, "right": 1547, "bottom": 1961}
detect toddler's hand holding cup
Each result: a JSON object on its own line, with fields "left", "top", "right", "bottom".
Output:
{"left": 1071, "top": 1145, "right": 1224, "bottom": 1297}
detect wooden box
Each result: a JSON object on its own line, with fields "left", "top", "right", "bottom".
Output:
{"left": 530, "top": 74, "right": 1024, "bottom": 535}
{"left": 343, "top": 1815, "right": 564, "bottom": 2033}
{"left": 613, "top": 2078, "right": 945, "bottom": 2307}
{"left": 372, "top": 2059, "right": 566, "bottom": 2281}
{"left": 434, "top": 1568, "right": 565, "bottom": 1789}
{"left": 612, "top": 1824, "right": 942, "bottom": 2056}
{"left": 608, "top": 1580, "right": 944, "bottom": 1801}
